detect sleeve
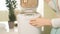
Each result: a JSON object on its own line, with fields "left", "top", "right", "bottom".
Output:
{"left": 51, "top": 18, "right": 60, "bottom": 28}
{"left": 48, "top": 0, "right": 56, "bottom": 10}
{"left": 58, "top": 0, "right": 60, "bottom": 10}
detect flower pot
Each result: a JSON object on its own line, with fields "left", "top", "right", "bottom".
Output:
{"left": 8, "top": 21, "right": 14, "bottom": 29}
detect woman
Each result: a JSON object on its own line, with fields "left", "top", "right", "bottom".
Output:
{"left": 30, "top": 0, "right": 60, "bottom": 34}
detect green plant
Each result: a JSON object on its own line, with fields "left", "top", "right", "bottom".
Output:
{"left": 6, "top": 0, "right": 17, "bottom": 21}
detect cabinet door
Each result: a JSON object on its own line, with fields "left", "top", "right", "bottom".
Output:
{"left": 20, "top": 0, "right": 38, "bottom": 8}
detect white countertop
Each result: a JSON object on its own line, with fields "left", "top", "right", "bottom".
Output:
{"left": 0, "top": 21, "right": 18, "bottom": 32}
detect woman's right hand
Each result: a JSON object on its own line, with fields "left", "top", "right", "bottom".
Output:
{"left": 30, "top": 18, "right": 52, "bottom": 27}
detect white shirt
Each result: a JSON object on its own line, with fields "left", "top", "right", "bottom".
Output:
{"left": 48, "top": 0, "right": 60, "bottom": 28}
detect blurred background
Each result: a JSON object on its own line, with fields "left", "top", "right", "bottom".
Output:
{"left": 0, "top": 0, "right": 43, "bottom": 33}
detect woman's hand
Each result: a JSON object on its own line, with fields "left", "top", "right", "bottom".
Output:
{"left": 30, "top": 18, "right": 51, "bottom": 27}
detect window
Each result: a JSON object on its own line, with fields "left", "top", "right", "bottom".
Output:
{"left": 0, "top": 0, "right": 7, "bottom": 10}
{"left": 0, "top": 0, "right": 20, "bottom": 10}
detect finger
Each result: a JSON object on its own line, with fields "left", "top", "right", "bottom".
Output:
{"left": 30, "top": 23, "right": 37, "bottom": 26}
{"left": 32, "top": 24, "right": 41, "bottom": 27}
{"left": 30, "top": 21, "right": 38, "bottom": 26}
{"left": 30, "top": 20, "right": 36, "bottom": 24}
{"left": 30, "top": 21, "right": 37, "bottom": 25}
{"left": 30, "top": 19, "right": 36, "bottom": 21}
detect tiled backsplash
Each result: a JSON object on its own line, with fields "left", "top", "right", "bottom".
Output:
{"left": 0, "top": 10, "right": 9, "bottom": 21}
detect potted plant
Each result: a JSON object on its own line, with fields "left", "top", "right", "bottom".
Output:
{"left": 6, "top": 0, "right": 17, "bottom": 29}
